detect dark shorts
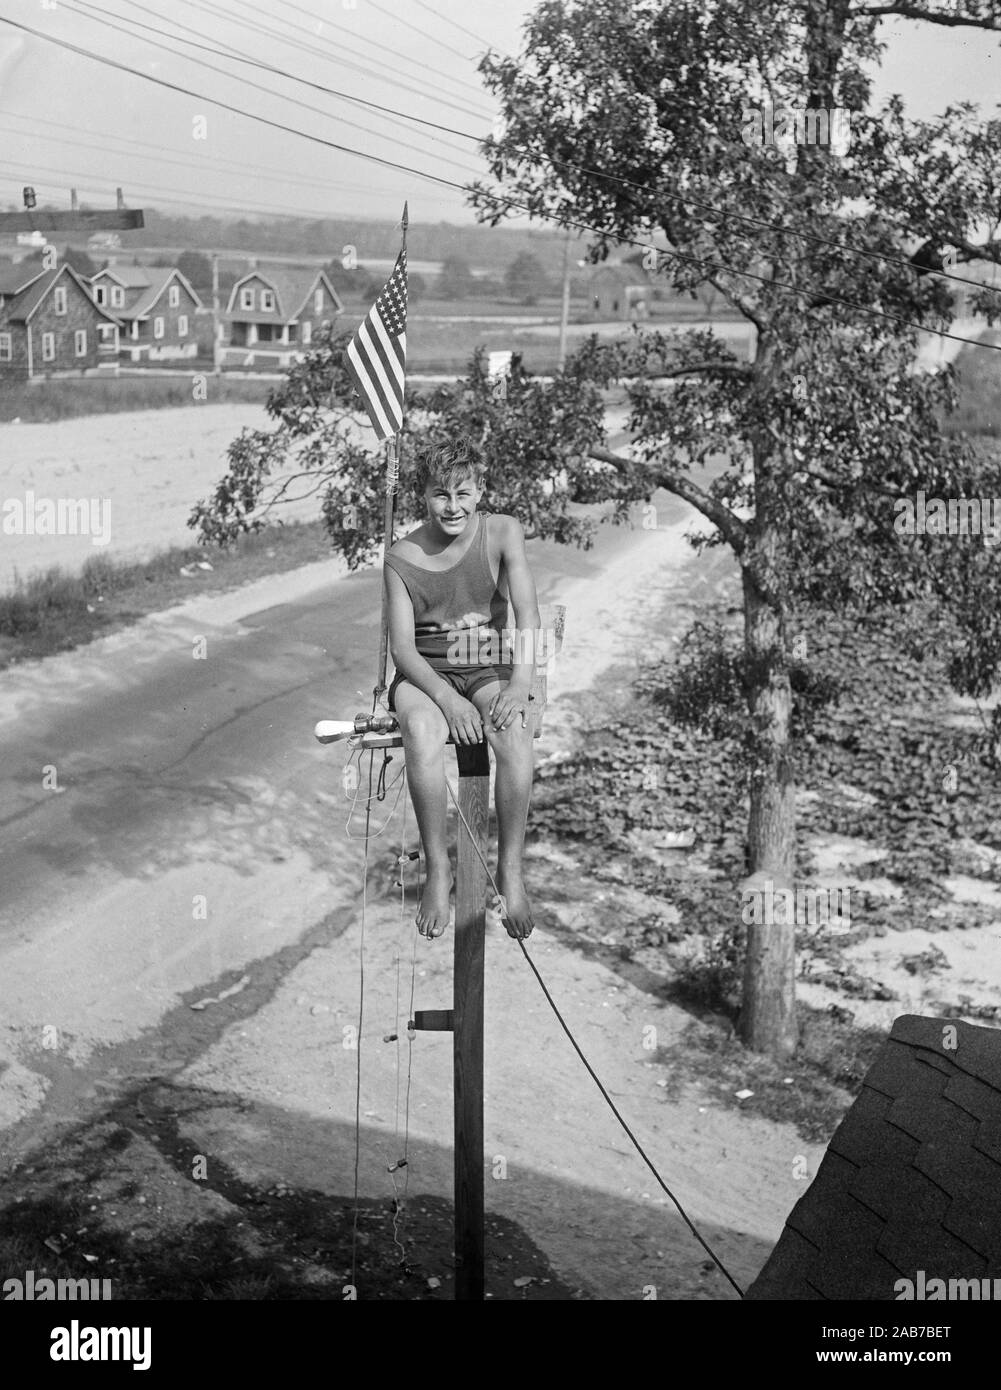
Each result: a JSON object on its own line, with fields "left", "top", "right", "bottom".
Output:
{"left": 389, "top": 664, "right": 515, "bottom": 712}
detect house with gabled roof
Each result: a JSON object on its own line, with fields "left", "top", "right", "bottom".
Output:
{"left": 89, "top": 265, "right": 203, "bottom": 362}
{"left": 0, "top": 263, "right": 121, "bottom": 380}
{"left": 590, "top": 262, "right": 651, "bottom": 320}
{"left": 221, "top": 265, "right": 343, "bottom": 368}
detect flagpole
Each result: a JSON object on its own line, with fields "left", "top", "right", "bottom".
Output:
{"left": 373, "top": 202, "right": 408, "bottom": 708}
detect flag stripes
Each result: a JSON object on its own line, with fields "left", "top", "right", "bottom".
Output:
{"left": 346, "top": 248, "right": 407, "bottom": 441}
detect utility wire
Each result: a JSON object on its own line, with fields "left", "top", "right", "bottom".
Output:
{"left": 0, "top": 111, "right": 411, "bottom": 205}
{"left": 411, "top": 0, "right": 514, "bottom": 58}
{"left": 5, "top": 15, "right": 998, "bottom": 354}
{"left": 29, "top": 4, "right": 1001, "bottom": 303}
{"left": 278, "top": 0, "right": 491, "bottom": 103}
{"left": 442, "top": 776, "right": 745, "bottom": 1299}
{"left": 58, "top": 1, "right": 484, "bottom": 178}
{"left": 184, "top": 0, "right": 492, "bottom": 120}
{"left": 366, "top": 0, "right": 473, "bottom": 64}
{"left": 74, "top": 0, "right": 487, "bottom": 146}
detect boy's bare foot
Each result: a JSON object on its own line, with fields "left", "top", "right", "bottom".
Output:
{"left": 416, "top": 863, "right": 453, "bottom": 939}
{"left": 494, "top": 867, "right": 535, "bottom": 940}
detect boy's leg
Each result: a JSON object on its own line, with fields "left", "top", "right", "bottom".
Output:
{"left": 470, "top": 678, "right": 535, "bottom": 939}
{"left": 394, "top": 680, "right": 453, "bottom": 939}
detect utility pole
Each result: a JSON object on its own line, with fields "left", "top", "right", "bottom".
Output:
{"left": 451, "top": 741, "right": 488, "bottom": 1300}
{"left": 211, "top": 252, "right": 221, "bottom": 375}
{"left": 557, "top": 227, "right": 572, "bottom": 370}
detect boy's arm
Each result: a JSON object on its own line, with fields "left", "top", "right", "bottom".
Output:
{"left": 499, "top": 516, "right": 542, "bottom": 694}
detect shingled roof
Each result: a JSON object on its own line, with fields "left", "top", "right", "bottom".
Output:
{"left": 746, "top": 1014, "right": 1001, "bottom": 1300}
{"left": 226, "top": 266, "right": 341, "bottom": 323}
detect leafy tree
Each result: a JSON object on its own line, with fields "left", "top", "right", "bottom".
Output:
{"left": 176, "top": 250, "right": 213, "bottom": 296}
{"left": 192, "top": 1, "right": 1001, "bottom": 1058}
{"left": 505, "top": 251, "right": 549, "bottom": 303}
{"left": 436, "top": 254, "right": 475, "bottom": 299}
{"left": 62, "top": 246, "right": 97, "bottom": 278}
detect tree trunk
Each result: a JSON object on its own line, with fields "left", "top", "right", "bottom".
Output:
{"left": 737, "top": 532, "right": 798, "bottom": 1057}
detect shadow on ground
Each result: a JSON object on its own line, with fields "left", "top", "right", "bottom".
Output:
{"left": 0, "top": 1078, "right": 767, "bottom": 1301}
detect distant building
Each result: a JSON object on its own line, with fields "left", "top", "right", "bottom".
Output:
{"left": 89, "top": 266, "right": 203, "bottom": 362}
{"left": 0, "top": 263, "right": 121, "bottom": 380}
{"left": 221, "top": 266, "right": 343, "bottom": 368}
{"left": 590, "top": 263, "right": 651, "bottom": 320}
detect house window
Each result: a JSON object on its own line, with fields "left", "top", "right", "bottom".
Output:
{"left": 178, "top": 314, "right": 188, "bottom": 337}
{"left": 153, "top": 316, "right": 164, "bottom": 339}
{"left": 287, "top": 323, "right": 297, "bottom": 342}
{"left": 74, "top": 329, "right": 87, "bottom": 357}
{"left": 313, "top": 289, "right": 323, "bottom": 314}
{"left": 111, "top": 287, "right": 124, "bottom": 308}
{"left": 169, "top": 284, "right": 180, "bottom": 308}
{"left": 42, "top": 332, "right": 55, "bottom": 361}
{"left": 240, "top": 287, "right": 254, "bottom": 310}
{"left": 261, "top": 290, "right": 275, "bottom": 312}
{"left": 94, "top": 284, "right": 107, "bottom": 306}
{"left": 301, "top": 320, "right": 312, "bottom": 345}
{"left": 0, "top": 333, "right": 11, "bottom": 362}
{"left": 54, "top": 285, "right": 68, "bottom": 315}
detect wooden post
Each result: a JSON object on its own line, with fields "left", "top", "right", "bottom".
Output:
{"left": 453, "top": 739, "right": 488, "bottom": 1300}
{"left": 211, "top": 253, "right": 221, "bottom": 376}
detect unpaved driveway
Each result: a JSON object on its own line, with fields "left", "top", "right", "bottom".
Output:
{"left": 0, "top": 481, "right": 822, "bottom": 1298}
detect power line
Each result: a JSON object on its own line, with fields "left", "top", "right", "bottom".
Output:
{"left": 0, "top": 15, "right": 467, "bottom": 192}
{"left": 0, "top": 110, "right": 396, "bottom": 203}
{"left": 183, "top": 0, "right": 492, "bottom": 121}
{"left": 411, "top": 0, "right": 512, "bottom": 58}
{"left": 365, "top": 0, "right": 474, "bottom": 64}
{"left": 259, "top": 0, "right": 496, "bottom": 104}
{"left": 57, "top": 1, "right": 485, "bottom": 180}
{"left": 5, "top": 15, "right": 997, "bottom": 354}
{"left": 75, "top": 0, "right": 486, "bottom": 147}
{"left": 0, "top": 110, "right": 392, "bottom": 202}
{"left": 96, "top": 0, "right": 999, "bottom": 308}
{"left": 0, "top": 158, "right": 463, "bottom": 224}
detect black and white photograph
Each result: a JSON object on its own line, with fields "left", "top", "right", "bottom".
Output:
{"left": 1, "top": 0, "right": 1000, "bottom": 1356}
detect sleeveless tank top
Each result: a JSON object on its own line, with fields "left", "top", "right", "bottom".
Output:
{"left": 383, "top": 512, "right": 511, "bottom": 669}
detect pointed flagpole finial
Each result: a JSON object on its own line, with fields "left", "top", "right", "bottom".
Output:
{"left": 402, "top": 201, "right": 409, "bottom": 230}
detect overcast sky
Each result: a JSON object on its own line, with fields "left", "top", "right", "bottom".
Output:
{"left": 0, "top": 1, "right": 998, "bottom": 233}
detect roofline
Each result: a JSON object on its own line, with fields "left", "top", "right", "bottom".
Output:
{"left": 18, "top": 264, "right": 124, "bottom": 325}
{"left": 226, "top": 266, "right": 342, "bottom": 317}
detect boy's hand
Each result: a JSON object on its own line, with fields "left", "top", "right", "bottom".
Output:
{"left": 489, "top": 683, "right": 532, "bottom": 733}
{"left": 436, "top": 689, "right": 484, "bottom": 746}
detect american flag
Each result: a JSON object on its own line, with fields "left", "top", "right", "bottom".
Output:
{"left": 346, "top": 248, "right": 408, "bottom": 441}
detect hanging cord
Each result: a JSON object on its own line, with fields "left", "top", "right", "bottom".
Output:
{"left": 442, "top": 772, "right": 746, "bottom": 1300}
{"left": 343, "top": 743, "right": 407, "bottom": 838}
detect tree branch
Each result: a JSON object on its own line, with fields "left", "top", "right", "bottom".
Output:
{"left": 588, "top": 445, "right": 747, "bottom": 552}
{"left": 856, "top": 4, "right": 1000, "bottom": 27}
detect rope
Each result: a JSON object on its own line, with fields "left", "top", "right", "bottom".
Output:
{"left": 442, "top": 769, "right": 746, "bottom": 1300}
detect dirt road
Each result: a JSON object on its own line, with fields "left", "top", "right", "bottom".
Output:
{"left": 0, "top": 486, "right": 822, "bottom": 1299}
